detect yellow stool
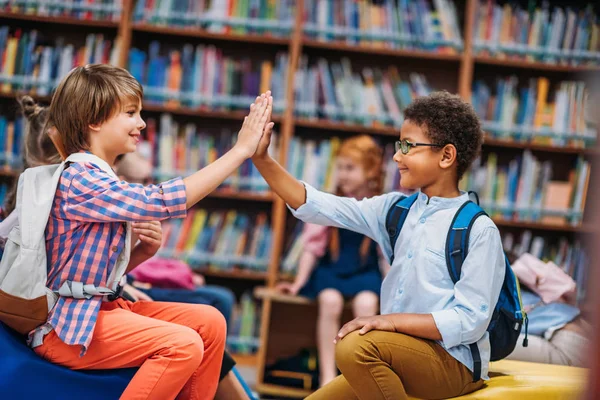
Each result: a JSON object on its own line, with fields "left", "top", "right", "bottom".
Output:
{"left": 448, "top": 360, "right": 587, "bottom": 400}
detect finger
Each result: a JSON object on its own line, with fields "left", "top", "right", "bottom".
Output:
{"left": 247, "top": 97, "right": 261, "bottom": 125}
{"left": 252, "top": 97, "right": 269, "bottom": 131}
{"left": 139, "top": 233, "right": 161, "bottom": 244}
{"left": 132, "top": 222, "right": 159, "bottom": 230}
{"left": 359, "top": 323, "right": 373, "bottom": 335}
{"left": 261, "top": 96, "right": 273, "bottom": 127}
{"left": 264, "top": 122, "right": 275, "bottom": 136}
{"left": 133, "top": 227, "right": 161, "bottom": 238}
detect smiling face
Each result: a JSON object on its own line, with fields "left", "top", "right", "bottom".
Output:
{"left": 89, "top": 98, "right": 146, "bottom": 163}
{"left": 393, "top": 120, "right": 447, "bottom": 190}
{"left": 335, "top": 155, "right": 369, "bottom": 196}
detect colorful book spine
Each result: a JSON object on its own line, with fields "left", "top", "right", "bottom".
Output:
{"left": 472, "top": 76, "right": 596, "bottom": 147}
{"left": 133, "top": 0, "right": 294, "bottom": 37}
{"left": 295, "top": 55, "right": 433, "bottom": 127}
{"left": 0, "top": 0, "right": 122, "bottom": 21}
{"left": 158, "top": 208, "right": 272, "bottom": 272}
{"left": 129, "top": 41, "right": 288, "bottom": 112}
{"left": 473, "top": 1, "right": 600, "bottom": 65}
{"left": 302, "top": 0, "right": 463, "bottom": 53}
{"left": 0, "top": 26, "right": 117, "bottom": 96}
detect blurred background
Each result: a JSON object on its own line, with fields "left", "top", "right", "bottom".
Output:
{"left": 0, "top": 0, "right": 598, "bottom": 398}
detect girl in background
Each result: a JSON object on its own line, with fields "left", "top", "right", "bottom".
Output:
{"left": 277, "top": 135, "right": 388, "bottom": 387}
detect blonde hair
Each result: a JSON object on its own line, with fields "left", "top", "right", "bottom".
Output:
{"left": 330, "top": 135, "right": 384, "bottom": 264}
{"left": 47, "top": 64, "right": 143, "bottom": 155}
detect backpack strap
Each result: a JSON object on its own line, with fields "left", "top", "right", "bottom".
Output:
{"left": 385, "top": 193, "right": 418, "bottom": 264}
{"left": 445, "top": 199, "right": 487, "bottom": 382}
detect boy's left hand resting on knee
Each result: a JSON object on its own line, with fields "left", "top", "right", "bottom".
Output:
{"left": 335, "top": 313, "right": 442, "bottom": 344}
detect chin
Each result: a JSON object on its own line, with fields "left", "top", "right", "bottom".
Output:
{"left": 399, "top": 177, "right": 418, "bottom": 190}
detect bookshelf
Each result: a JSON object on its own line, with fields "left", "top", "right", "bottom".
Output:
{"left": 0, "top": 0, "right": 599, "bottom": 397}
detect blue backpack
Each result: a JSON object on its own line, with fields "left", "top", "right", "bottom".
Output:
{"left": 385, "top": 193, "right": 528, "bottom": 382}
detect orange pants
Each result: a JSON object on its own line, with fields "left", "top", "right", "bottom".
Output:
{"left": 34, "top": 298, "right": 226, "bottom": 400}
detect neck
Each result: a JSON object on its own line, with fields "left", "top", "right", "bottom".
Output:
{"left": 88, "top": 144, "right": 117, "bottom": 166}
{"left": 420, "top": 178, "right": 461, "bottom": 199}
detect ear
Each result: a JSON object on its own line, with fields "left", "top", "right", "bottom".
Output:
{"left": 438, "top": 143, "right": 457, "bottom": 171}
{"left": 88, "top": 123, "right": 102, "bottom": 133}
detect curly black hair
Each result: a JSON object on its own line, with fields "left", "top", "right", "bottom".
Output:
{"left": 403, "top": 91, "right": 483, "bottom": 179}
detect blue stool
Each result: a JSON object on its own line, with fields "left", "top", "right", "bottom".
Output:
{"left": 0, "top": 322, "right": 135, "bottom": 399}
{"left": 0, "top": 322, "right": 257, "bottom": 399}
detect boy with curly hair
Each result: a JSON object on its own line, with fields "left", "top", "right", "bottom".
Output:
{"left": 252, "top": 91, "right": 503, "bottom": 399}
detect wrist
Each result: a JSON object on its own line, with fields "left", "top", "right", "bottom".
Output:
{"left": 252, "top": 153, "right": 274, "bottom": 164}
{"left": 232, "top": 143, "right": 253, "bottom": 160}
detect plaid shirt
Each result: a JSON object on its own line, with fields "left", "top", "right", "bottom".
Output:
{"left": 45, "top": 161, "right": 187, "bottom": 351}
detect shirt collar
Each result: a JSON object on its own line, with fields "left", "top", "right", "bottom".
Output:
{"left": 66, "top": 151, "right": 118, "bottom": 179}
{"left": 416, "top": 190, "right": 470, "bottom": 209}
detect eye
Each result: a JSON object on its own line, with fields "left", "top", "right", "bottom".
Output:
{"left": 127, "top": 111, "right": 136, "bottom": 116}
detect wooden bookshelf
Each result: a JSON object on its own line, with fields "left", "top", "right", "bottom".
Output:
{"left": 231, "top": 353, "right": 258, "bottom": 367}
{"left": 474, "top": 55, "right": 600, "bottom": 73}
{"left": 194, "top": 267, "right": 267, "bottom": 281}
{"left": 142, "top": 103, "right": 283, "bottom": 123}
{"left": 132, "top": 23, "right": 291, "bottom": 46}
{"left": 0, "top": 168, "right": 19, "bottom": 178}
{"left": 492, "top": 218, "right": 597, "bottom": 234}
{"left": 302, "top": 38, "right": 463, "bottom": 62}
{"left": 2, "top": 2, "right": 599, "bottom": 398}
{"left": 0, "top": 11, "right": 120, "bottom": 29}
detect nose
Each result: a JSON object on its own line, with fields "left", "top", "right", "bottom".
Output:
{"left": 137, "top": 116, "right": 146, "bottom": 131}
{"left": 392, "top": 149, "right": 402, "bottom": 163}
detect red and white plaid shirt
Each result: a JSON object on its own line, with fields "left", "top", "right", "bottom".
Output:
{"left": 45, "top": 160, "right": 187, "bottom": 352}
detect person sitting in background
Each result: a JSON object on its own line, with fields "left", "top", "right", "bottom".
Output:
{"left": 276, "top": 135, "right": 388, "bottom": 387}
{"left": 507, "top": 252, "right": 590, "bottom": 367}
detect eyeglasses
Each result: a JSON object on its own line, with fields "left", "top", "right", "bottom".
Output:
{"left": 394, "top": 139, "right": 444, "bottom": 155}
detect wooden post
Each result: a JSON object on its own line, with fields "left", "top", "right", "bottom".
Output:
{"left": 117, "top": 0, "right": 134, "bottom": 68}
{"left": 256, "top": 0, "right": 305, "bottom": 388}
{"left": 458, "top": 0, "right": 476, "bottom": 100}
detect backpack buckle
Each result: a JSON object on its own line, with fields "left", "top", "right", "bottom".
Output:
{"left": 107, "top": 284, "right": 124, "bottom": 301}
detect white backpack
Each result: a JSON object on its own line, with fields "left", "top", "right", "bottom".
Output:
{"left": 0, "top": 153, "right": 131, "bottom": 334}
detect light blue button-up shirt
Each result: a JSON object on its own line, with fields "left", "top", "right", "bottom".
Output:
{"left": 289, "top": 183, "right": 506, "bottom": 380}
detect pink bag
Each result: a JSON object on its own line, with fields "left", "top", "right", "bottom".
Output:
{"left": 129, "top": 257, "right": 195, "bottom": 290}
{"left": 511, "top": 253, "right": 576, "bottom": 304}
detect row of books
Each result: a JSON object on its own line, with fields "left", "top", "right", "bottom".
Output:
{"left": 461, "top": 151, "right": 590, "bottom": 226}
{"left": 504, "top": 230, "right": 588, "bottom": 303}
{"left": 227, "top": 291, "right": 261, "bottom": 355}
{"left": 0, "top": 182, "right": 9, "bottom": 207}
{"left": 128, "top": 41, "right": 288, "bottom": 112}
{"left": 472, "top": 77, "right": 596, "bottom": 147}
{"left": 303, "top": 0, "right": 462, "bottom": 52}
{"left": 147, "top": 113, "right": 279, "bottom": 192}
{"left": 0, "top": 0, "right": 122, "bottom": 21}
{"left": 473, "top": 1, "right": 600, "bottom": 65}
{"left": 0, "top": 26, "right": 118, "bottom": 95}
{"left": 295, "top": 55, "right": 432, "bottom": 126}
{"left": 133, "top": 0, "right": 295, "bottom": 36}
{"left": 0, "top": 115, "right": 24, "bottom": 169}
{"left": 158, "top": 208, "right": 272, "bottom": 272}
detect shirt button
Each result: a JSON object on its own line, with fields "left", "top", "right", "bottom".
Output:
{"left": 407, "top": 251, "right": 413, "bottom": 259}
{"left": 111, "top": 246, "right": 118, "bottom": 252}
{"left": 159, "top": 189, "right": 164, "bottom": 194}
{"left": 420, "top": 218, "right": 426, "bottom": 224}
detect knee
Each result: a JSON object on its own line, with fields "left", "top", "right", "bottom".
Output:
{"left": 199, "top": 305, "right": 227, "bottom": 343}
{"left": 319, "top": 290, "right": 344, "bottom": 318}
{"left": 170, "top": 326, "right": 205, "bottom": 367}
{"left": 353, "top": 292, "right": 379, "bottom": 318}
{"left": 335, "top": 331, "right": 375, "bottom": 370}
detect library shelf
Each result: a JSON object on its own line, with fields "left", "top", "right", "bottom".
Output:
{"left": 474, "top": 55, "right": 600, "bottom": 73}
{"left": 483, "top": 137, "right": 599, "bottom": 155}
{"left": 302, "top": 39, "right": 463, "bottom": 62}
{"left": 294, "top": 118, "right": 398, "bottom": 137}
{"left": 0, "top": 11, "right": 120, "bottom": 29}
{"left": 143, "top": 103, "right": 283, "bottom": 123}
{"left": 132, "top": 23, "right": 290, "bottom": 46}
{"left": 492, "top": 218, "right": 597, "bottom": 234}
{"left": 195, "top": 267, "right": 267, "bottom": 281}
{"left": 0, "top": 91, "right": 51, "bottom": 103}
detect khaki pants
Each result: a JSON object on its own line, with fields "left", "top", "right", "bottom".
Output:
{"left": 307, "top": 331, "right": 484, "bottom": 400}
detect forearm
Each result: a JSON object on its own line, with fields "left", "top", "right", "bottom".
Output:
{"left": 126, "top": 246, "right": 152, "bottom": 274}
{"left": 293, "top": 251, "right": 317, "bottom": 288}
{"left": 385, "top": 313, "right": 442, "bottom": 341}
{"left": 184, "top": 147, "right": 248, "bottom": 209}
{"left": 252, "top": 156, "right": 306, "bottom": 209}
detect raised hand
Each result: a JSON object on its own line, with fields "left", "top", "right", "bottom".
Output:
{"left": 234, "top": 90, "right": 273, "bottom": 158}
{"left": 252, "top": 94, "right": 275, "bottom": 161}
